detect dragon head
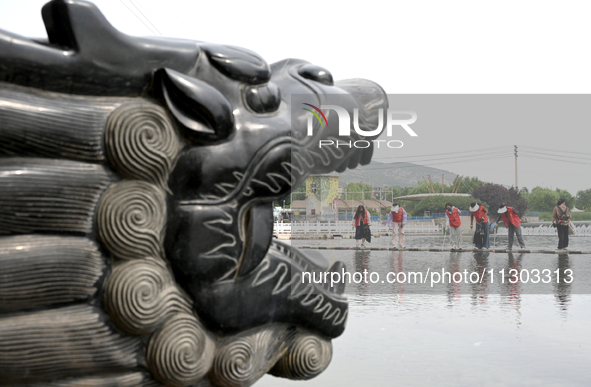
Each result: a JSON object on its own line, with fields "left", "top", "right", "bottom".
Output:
{"left": 0, "top": 0, "right": 387, "bottom": 384}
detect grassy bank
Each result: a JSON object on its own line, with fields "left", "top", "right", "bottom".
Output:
{"left": 537, "top": 211, "right": 591, "bottom": 222}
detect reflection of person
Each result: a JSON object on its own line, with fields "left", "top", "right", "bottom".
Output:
{"left": 444, "top": 202, "right": 462, "bottom": 249}
{"left": 387, "top": 202, "right": 407, "bottom": 249}
{"left": 497, "top": 203, "right": 526, "bottom": 250}
{"left": 552, "top": 198, "right": 571, "bottom": 250}
{"left": 352, "top": 205, "right": 370, "bottom": 248}
{"left": 470, "top": 202, "right": 490, "bottom": 249}
{"left": 555, "top": 253, "right": 571, "bottom": 311}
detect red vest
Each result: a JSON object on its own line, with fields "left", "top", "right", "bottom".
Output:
{"left": 354, "top": 211, "right": 369, "bottom": 227}
{"left": 501, "top": 207, "right": 521, "bottom": 228}
{"left": 471, "top": 205, "right": 489, "bottom": 223}
{"left": 391, "top": 207, "right": 404, "bottom": 223}
{"left": 446, "top": 207, "right": 461, "bottom": 227}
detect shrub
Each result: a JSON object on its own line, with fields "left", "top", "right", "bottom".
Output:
{"left": 472, "top": 184, "right": 527, "bottom": 216}
{"left": 411, "top": 196, "right": 476, "bottom": 216}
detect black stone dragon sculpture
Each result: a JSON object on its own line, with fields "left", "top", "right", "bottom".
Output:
{"left": 0, "top": 1, "right": 387, "bottom": 385}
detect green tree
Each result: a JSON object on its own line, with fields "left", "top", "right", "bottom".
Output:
{"left": 342, "top": 181, "right": 374, "bottom": 200}
{"left": 408, "top": 181, "right": 432, "bottom": 195}
{"left": 288, "top": 184, "right": 306, "bottom": 203}
{"left": 399, "top": 186, "right": 414, "bottom": 196}
{"left": 556, "top": 188, "right": 575, "bottom": 208}
{"left": 411, "top": 196, "right": 475, "bottom": 216}
{"left": 576, "top": 189, "right": 591, "bottom": 211}
{"left": 455, "top": 176, "right": 487, "bottom": 194}
{"left": 472, "top": 184, "right": 528, "bottom": 216}
{"left": 526, "top": 186, "right": 560, "bottom": 212}
{"left": 520, "top": 189, "right": 530, "bottom": 203}
{"left": 384, "top": 186, "right": 402, "bottom": 202}
{"left": 397, "top": 176, "right": 487, "bottom": 197}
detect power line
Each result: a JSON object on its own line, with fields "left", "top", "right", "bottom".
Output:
{"left": 160, "top": 0, "right": 191, "bottom": 33}
{"left": 128, "top": 0, "right": 162, "bottom": 36}
{"left": 370, "top": 150, "right": 514, "bottom": 164}
{"left": 360, "top": 153, "right": 514, "bottom": 170}
{"left": 520, "top": 154, "right": 591, "bottom": 165}
{"left": 461, "top": 178, "right": 476, "bottom": 194}
{"left": 368, "top": 144, "right": 591, "bottom": 170}
{"left": 520, "top": 149, "right": 591, "bottom": 161}
{"left": 372, "top": 145, "right": 510, "bottom": 161}
{"left": 119, "top": 0, "right": 161, "bottom": 36}
{"left": 519, "top": 145, "right": 591, "bottom": 156}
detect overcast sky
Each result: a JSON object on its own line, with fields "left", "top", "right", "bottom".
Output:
{"left": 1, "top": 0, "right": 590, "bottom": 194}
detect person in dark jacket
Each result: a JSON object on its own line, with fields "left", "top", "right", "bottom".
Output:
{"left": 552, "top": 198, "right": 571, "bottom": 250}
{"left": 352, "top": 205, "right": 370, "bottom": 248}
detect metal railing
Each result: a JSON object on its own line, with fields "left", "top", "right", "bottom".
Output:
{"left": 291, "top": 212, "right": 472, "bottom": 223}
{"left": 273, "top": 221, "right": 443, "bottom": 235}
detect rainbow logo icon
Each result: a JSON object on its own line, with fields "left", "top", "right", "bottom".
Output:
{"left": 302, "top": 103, "right": 328, "bottom": 127}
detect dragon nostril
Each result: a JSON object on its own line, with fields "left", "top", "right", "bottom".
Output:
{"left": 298, "top": 64, "right": 334, "bottom": 86}
{"left": 244, "top": 82, "right": 281, "bottom": 114}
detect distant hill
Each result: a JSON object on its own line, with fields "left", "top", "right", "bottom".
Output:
{"left": 327, "top": 160, "right": 458, "bottom": 188}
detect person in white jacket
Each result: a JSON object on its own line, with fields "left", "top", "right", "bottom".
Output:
{"left": 444, "top": 202, "right": 463, "bottom": 249}
{"left": 387, "top": 202, "right": 407, "bottom": 249}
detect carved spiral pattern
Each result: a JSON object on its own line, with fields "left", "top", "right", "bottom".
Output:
{"left": 270, "top": 334, "right": 332, "bottom": 380}
{"left": 105, "top": 102, "right": 181, "bottom": 190}
{"left": 104, "top": 259, "right": 192, "bottom": 336}
{"left": 146, "top": 314, "right": 215, "bottom": 387}
{"left": 96, "top": 180, "right": 165, "bottom": 260}
{"left": 213, "top": 342, "right": 256, "bottom": 386}
{"left": 210, "top": 330, "right": 275, "bottom": 387}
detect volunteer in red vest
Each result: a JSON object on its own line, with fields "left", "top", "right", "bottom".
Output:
{"left": 469, "top": 202, "right": 490, "bottom": 249}
{"left": 352, "top": 204, "right": 370, "bottom": 249}
{"left": 496, "top": 203, "right": 526, "bottom": 250}
{"left": 387, "top": 202, "right": 407, "bottom": 249}
{"left": 445, "top": 202, "right": 462, "bottom": 250}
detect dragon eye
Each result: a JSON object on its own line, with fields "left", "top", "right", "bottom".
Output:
{"left": 244, "top": 82, "right": 281, "bottom": 114}
{"left": 298, "top": 64, "right": 334, "bottom": 86}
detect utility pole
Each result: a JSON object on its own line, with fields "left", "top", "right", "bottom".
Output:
{"left": 441, "top": 174, "right": 444, "bottom": 194}
{"left": 514, "top": 145, "right": 519, "bottom": 191}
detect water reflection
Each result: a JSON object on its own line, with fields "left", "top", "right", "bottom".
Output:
{"left": 470, "top": 251, "right": 490, "bottom": 306}
{"left": 261, "top": 238, "right": 591, "bottom": 387}
{"left": 353, "top": 249, "right": 371, "bottom": 297}
{"left": 298, "top": 236, "right": 591, "bottom": 318}
{"left": 329, "top": 249, "right": 584, "bottom": 319}
{"left": 554, "top": 253, "right": 572, "bottom": 314}
{"left": 390, "top": 250, "right": 405, "bottom": 296}
{"left": 446, "top": 252, "right": 462, "bottom": 306}
{"left": 295, "top": 233, "right": 591, "bottom": 252}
